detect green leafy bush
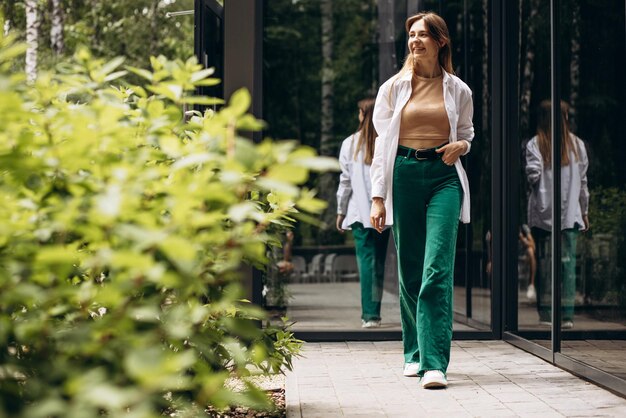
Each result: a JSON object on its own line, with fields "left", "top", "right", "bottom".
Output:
{"left": 585, "top": 187, "right": 626, "bottom": 307}
{"left": 0, "top": 31, "right": 337, "bottom": 418}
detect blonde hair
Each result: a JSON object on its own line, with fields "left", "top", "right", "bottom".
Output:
{"left": 397, "top": 12, "right": 454, "bottom": 77}
{"left": 354, "top": 97, "right": 377, "bottom": 166}
{"left": 536, "top": 100, "right": 579, "bottom": 166}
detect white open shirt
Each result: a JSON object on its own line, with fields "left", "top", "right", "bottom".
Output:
{"left": 336, "top": 132, "right": 375, "bottom": 230}
{"left": 525, "top": 135, "right": 589, "bottom": 231}
{"left": 370, "top": 69, "right": 475, "bottom": 225}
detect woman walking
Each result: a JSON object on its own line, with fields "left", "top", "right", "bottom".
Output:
{"left": 337, "top": 97, "right": 390, "bottom": 329}
{"left": 370, "top": 12, "right": 474, "bottom": 388}
{"left": 525, "top": 100, "right": 589, "bottom": 329}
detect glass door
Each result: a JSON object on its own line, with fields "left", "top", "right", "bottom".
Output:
{"left": 261, "top": 0, "right": 495, "bottom": 338}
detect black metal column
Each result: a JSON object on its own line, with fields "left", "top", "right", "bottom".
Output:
{"left": 223, "top": 0, "right": 264, "bottom": 305}
{"left": 550, "top": 0, "right": 562, "bottom": 355}
{"left": 491, "top": 0, "right": 504, "bottom": 339}
{"left": 194, "top": 0, "right": 224, "bottom": 101}
{"left": 224, "top": 0, "right": 263, "bottom": 142}
{"left": 461, "top": 0, "right": 472, "bottom": 322}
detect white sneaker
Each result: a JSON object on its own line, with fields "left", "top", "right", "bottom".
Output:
{"left": 562, "top": 320, "right": 574, "bottom": 329}
{"left": 361, "top": 319, "right": 381, "bottom": 329}
{"left": 403, "top": 362, "right": 420, "bottom": 377}
{"left": 421, "top": 370, "right": 447, "bottom": 389}
{"left": 526, "top": 284, "right": 536, "bottom": 300}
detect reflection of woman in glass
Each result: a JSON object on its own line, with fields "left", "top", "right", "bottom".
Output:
{"left": 369, "top": 12, "right": 474, "bottom": 388}
{"left": 336, "top": 97, "right": 390, "bottom": 329}
{"left": 525, "top": 100, "right": 589, "bottom": 329}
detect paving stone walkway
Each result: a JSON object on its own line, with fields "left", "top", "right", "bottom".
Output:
{"left": 286, "top": 341, "right": 626, "bottom": 417}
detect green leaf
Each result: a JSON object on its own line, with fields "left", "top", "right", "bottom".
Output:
{"left": 146, "top": 83, "right": 183, "bottom": 101}
{"left": 194, "top": 78, "right": 222, "bottom": 87}
{"left": 291, "top": 156, "right": 340, "bottom": 172}
{"left": 126, "top": 66, "right": 154, "bottom": 81}
{"left": 228, "top": 202, "right": 260, "bottom": 223}
{"left": 100, "top": 56, "right": 126, "bottom": 76}
{"left": 296, "top": 196, "right": 328, "bottom": 213}
{"left": 236, "top": 114, "right": 266, "bottom": 131}
{"left": 180, "top": 96, "right": 224, "bottom": 105}
{"left": 150, "top": 55, "right": 164, "bottom": 71}
{"left": 158, "top": 236, "right": 197, "bottom": 273}
{"left": 35, "top": 246, "right": 77, "bottom": 266}
{"left": 103, "top": 70, "right": 128, "bottom": 82}
{"left": 228, "top": 88, "right": 251, "bottom": 116}
{"left": 190, "top": 67, "right": 215, "bottom": 82}
{"left": 266, "top": 164, "right": 308, "bottom": 184}
{"left": 125, "top": 347, "right": 195, "bottom": 390}
{"left": 256, "top": 177, "right": 300, "bottom": 195}
{"left": 0, "top": 42, "right": 27, "bottom": 63}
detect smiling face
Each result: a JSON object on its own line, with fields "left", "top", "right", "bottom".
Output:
{"left": 407, "top": 19, "right": 441, "bottom": 63}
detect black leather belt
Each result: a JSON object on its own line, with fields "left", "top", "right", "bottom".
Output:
{"left": 396, "top": 146, "right": 442, "bottom": 161}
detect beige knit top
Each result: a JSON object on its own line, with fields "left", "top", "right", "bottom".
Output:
{"left": 399, "top": 74, "right": 450, "bottom": 141}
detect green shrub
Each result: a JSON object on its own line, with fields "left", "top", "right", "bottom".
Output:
{"left": 0, "top": 31, "right": 337, "bottom": 418}
{"left": 585, "top": 187, "right": 626, "bottom": 307}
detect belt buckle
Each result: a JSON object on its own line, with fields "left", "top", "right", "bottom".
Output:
{"left": 414, "top": 149, "right": 428, "bottom": 161}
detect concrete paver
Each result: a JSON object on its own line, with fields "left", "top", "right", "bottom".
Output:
{"left": 286, "top": 341, "right": 626, "bottom": 417}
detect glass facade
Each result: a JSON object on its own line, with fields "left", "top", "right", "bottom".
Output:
{"left": 195, "top": 0, "right": 626, "bottom": 397}
{"left": 503, "top": 0, "right": 626, "bottom": 396}
{"left": 558, "top": 0, "right": 626, "bottom": 380}
{"left": 261, "top": 0, "right": 493, "bottom": 337}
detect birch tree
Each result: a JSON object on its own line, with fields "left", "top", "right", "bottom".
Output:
{"left": 2, "top": 0, "right": 16, "bottom": 36}
{"left": 569, "top": 1, "right": 581, "bottom": 132}
{"left": 50, "top": 0, "right": 64, "bottom": 55}
{"left": 520, "top": 0, "right": 540, "bottom": 137}
{"left": 318, "top": 0, "right": 337, "bottom": 237}
{"left": 25, "top": 0, "right": 38, "bottom": 82}
{"left": 150, "top": 0, "right": 159, "bottom": 55}
{"left": 320, "top": 0, "right": 334, "bottom": 158}
{"left": 377, "top": 0, "right": 397, "bottom": 85}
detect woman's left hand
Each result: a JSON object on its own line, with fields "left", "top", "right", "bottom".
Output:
{"left": 436, "top": 141, "right": 468, "bottom": 165}
{"left": 582, "top": 215, "right": 590, "bottom": 232}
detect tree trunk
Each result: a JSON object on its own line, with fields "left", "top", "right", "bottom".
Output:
{"left": 91, "top": 0, "right": 101, "bottom": 52}
{"left": 50, "top": 0, "right": 65, "bottom": 55}
{"left": 2, "top": 0, "right": 15, "bottom": 36}
{"left": 150, "top": 0, "right": 159, "bottom": 54}
{"left": 377, "top": 0, "right": 397, "bottom": 85}
{"left": 569, "top": 1, "right": 581, "bottom": 132}
{"left": 25, "top": 0, "right": 38, "bottom": 82}
{"left": 482, "top": 0, "right": 489, "bottom": 134}
{"left": 518, "top": 0, "right": 523, "bottom": 114}
{"left": 520, "top": 0, "right": 539, "bottom": 138}
{"left": 320, "top": 0, "right": 334, "bottom": 157}
{"left": 317, "top": 0, "right": 337, "bottom": 242}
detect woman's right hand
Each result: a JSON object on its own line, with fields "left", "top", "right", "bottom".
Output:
{"left": 370, "top": 197, "right": 386, "bottom": 233}
{"left": 336, "top": 214, "right": 346, "bottom": 233}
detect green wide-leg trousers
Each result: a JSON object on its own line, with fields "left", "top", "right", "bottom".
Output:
{"left": 351, "top": 222, "right": 390, "bottom": 321}
{"left": 392, "top": 147, "right": 463, "bottom": 376}
{"left": 532, "top": 227, "right": 579, "bottom": 322}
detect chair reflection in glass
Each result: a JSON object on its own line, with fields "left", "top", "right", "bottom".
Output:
{"left": 525, "top": 100, "right": 590, "bottom": 329}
